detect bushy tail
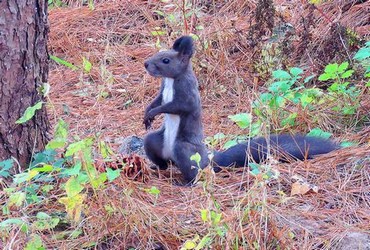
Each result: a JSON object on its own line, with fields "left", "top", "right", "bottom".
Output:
{"left": 212, "top": 134, "right": 339, "bottom": 168}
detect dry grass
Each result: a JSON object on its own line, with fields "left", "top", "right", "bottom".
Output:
{"left": 2, "top": 0, "right": 370, "bottom": 249}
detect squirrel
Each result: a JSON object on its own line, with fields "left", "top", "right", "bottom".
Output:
{"left": 143, "top": 36, "right": 339, "bottom": 184}
{"left": 143, "top": 36, "right": 209, "bottom": 183}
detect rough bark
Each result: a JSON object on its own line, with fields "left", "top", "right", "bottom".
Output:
{"left": 0, "top": 0, "right": 50, "bottom": 170}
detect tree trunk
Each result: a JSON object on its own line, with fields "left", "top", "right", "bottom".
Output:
{"left": 0, "top": 0, "right": 50, "bottom": 171}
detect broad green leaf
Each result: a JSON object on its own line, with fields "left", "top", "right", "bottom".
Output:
{"left": 50, "top": 55, "right": 78, "bottom": 70}
{"left": 272, "top": 70, "right": 291, "bottom": 80}
{"left": 106, "top": 168, "right": 121, "bottom": 182}
{"left": 62, "top": 161, "right": 82, "bottom": 176}
{"left": 223, "top": 139, "right": 238, "bottom": 149}
{"left": 0, "top": 218, "right": 28, "bottom": 233}
{"left": 228, "top": 113, "right": 252, "bottom": 129}
{"left": 90, "top": 172, "right": 107, "bottom": 189}
{"left": 300, "top": 93, "right": 314, "bottom": 107}
{"left": 324, "top": 63, "right": 338, "bottom": 74}
{"left": 342, "top": 106, "right": 356, "bottom": 115}
{"left": 65, "top": 137, "right": 94, "bottom": 157}
{"left": 307, "top": 128, "right": 332, "bottom": 139}
{"left": 290, "top": 67, "right": 303, "bottom": 76}
{"left": 46, "top": 119, "right": 68, "bottom": 149}
{"left": 8, "top": 192, "right": 26, "bottom": 207}
{"left": 318, "top": 73, "right": 332, "bottom": 81}
{"left": 304, "top": 74, "right": 316, "bottom": 83}
{"left": 340, "top": 141, "right": 357, "bottom": 147}
{"left": 341, "top": 70, "right": 354, "bottom": 79}
{"left": 16, "top": 101, "right": 43, "bottom": 124}
{"left": 259, "top": 92, "right": 273, "bottom": 104}
{"left": 354, "top": 47, "right": 370, "bottom": 60}
{"left": 338, "top": 61, "right": 349, "bottom": 73}
{"left": 0, "top": 159, "right": 13, "bottom": 178}
{"left": 25, "top": 234, "right": 45, "bottom": 250}
{"left": 65, "top": 177, "right": 84, "bottom": 197}
{"left": 268, "top": 81, "right": 291, "bottom": 93}
{"left": 13, "top": 172, "right": 29, "bottom": 184}
{"left": 281, "top": 112, "right": 297, "bottom": 127}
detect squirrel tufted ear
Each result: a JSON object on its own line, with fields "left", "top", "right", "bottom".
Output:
{"left": 172, "top": 36, "right": 194, "bottom": 58}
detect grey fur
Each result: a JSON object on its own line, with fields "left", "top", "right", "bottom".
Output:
{"left": 143, "top": 36, "right": 209, "bottom": 184}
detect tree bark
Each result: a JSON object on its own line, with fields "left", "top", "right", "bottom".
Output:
{"left": 0, "top": 0, "right": 50, "bottom": 170}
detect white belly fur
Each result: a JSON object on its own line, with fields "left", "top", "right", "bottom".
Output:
{"left": 162, "top": 78, "right": 180, "bottom": 159}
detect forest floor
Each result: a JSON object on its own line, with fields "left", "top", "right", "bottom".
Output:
{"left": 3, "top": 0, "right": 370, "bottom": 249}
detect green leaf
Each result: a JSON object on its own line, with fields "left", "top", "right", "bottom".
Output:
{"left": 228, "top": 113, "right": 252, "bottom": 129}
{"left": 200, "top": 209, "right": 208, "bottom": 222}
{"left": 46, "top": 119, "right": 68, "bottom": 149}
{"left": 183, "top": 240, "right": 197, "bottom": 249}
{"left": 268, "top": 81, "right": 291, "bottom": 93}
{"left": 16, "top": 101, "right": 43, "bottom": 124}
{"left": 281, "top": 112, "right": 297, "bottom": 127}
{"left": 340, "top": 70, "right": 354, "bottom": 79}
{"left": 354, "top": 47, "right": 370, "bottom": 60}
{"left": 190, "top": 152, "right": 201, "bottom": 166}
{"left": 151, "top": 30, "right": 166, "bottom": 36}
{"left": 65, "top": 138, "right": 94, "bottom": 157}
{"left": 249, "top": 163, "right": 261, "bottom": 176}
{"left": 50, "top": 55, "right": 78, "bottom": 70}
{"left": 223, "top": 139, "right": 238, "bottom": 149}
{"left": 25, "top": 234, "right": 45, "bottom": 250}
{"left": 304, "top": 74, "right": 316, "bottom": 83}
{"left": 272, "top": 70, "right": 291, "bottom": 80}
{"left": 145, "top": 186, "right": 160, "bottom": 196}
{"left": 62, "top": 161, "right": 82, "bottom": 176}
{"left": 195, "top": 234, "right": 212, "bottom": 250}
{"left": 324, "top": 63, "right": 338, "bottom": 74}
{"left": 106, "top": 168, "right": 121, "bottom": 182}
{"left": 340, "top": 141, "right": 357, "bottom": 147}
{"left": 0, "top": 218, "right": 28, "bottom": 233}
{"left": 65, "top": 177, "right": 84, "bottom": 197}
{"left": 32, "top": 164, "right": 53, "bottom": 172}
{"left": 90, "top": 173, "right": 107, "bottom": 189}
{"left": 318, "top": 73, "right": 332, "bottom": 81}
{"left": 290, "top": 67, "right": 303, "bottom": 77}
{"left": 8, "top": 192, "right": 26, "bottom": 207}
{"left": 338, "top": 61, "right": 349, "bottom": 73}
{"left": 82, "top": 57, "right": 92, "bottom": 73}
{"left": 306, "top": 128, "right": 332, "bottom": 139}
{"left": 99, "top": 141, "right": 114, "bottom": 159}
{"left": 0, "top": 159, "right": 14, "bottom": 178}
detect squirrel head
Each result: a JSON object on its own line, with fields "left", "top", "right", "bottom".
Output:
{"left": 144, "top": 36, "right": 194, "bottom": 79}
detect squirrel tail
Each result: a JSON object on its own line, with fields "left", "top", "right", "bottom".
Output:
{"left": 212, "top": 134, "right": 339, "bottom": 169}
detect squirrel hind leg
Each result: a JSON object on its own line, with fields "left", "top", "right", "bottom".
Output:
{"left": 173, "top": 141, "right": 209, "bottom": 184}
{"left": 144, "top": 130, "right": 168, "bottom": 170}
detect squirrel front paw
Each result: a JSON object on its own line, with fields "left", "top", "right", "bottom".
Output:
{"left": 143, "top": 110, "right": 156, "bottom": 130}
{"left": 143, "top": 117, "right": 154, "bottom": 130}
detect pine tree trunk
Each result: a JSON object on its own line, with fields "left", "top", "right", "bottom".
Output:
{"left": 0, "top": 0, "right": 50, "bottom": 171}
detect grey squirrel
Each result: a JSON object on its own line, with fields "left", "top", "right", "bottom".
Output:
{"left": 143, "top": 36, "right": 339, "bottom": 184}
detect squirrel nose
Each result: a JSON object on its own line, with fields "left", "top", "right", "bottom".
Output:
{"left": 144, "top": 62, "right": 149, "bottom": 69}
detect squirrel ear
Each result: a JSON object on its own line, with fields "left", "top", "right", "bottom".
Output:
{"left": 172, "top": 36, "right": 194, "bottom": 58}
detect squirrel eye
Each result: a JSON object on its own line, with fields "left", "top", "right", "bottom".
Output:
{"left": 162, "top": 58, "right": 170, "bottom": 64}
